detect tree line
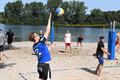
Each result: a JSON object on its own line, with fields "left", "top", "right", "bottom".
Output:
{"left": 0, "top": 0, "right": 120, "bottom": 27}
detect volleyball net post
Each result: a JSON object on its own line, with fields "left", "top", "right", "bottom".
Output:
{"left": 108, "top": 20, "right": 116, "bottom": 60}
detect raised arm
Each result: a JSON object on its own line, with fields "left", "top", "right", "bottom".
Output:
{"left": 44, "top": 13, "right": 52, "bottom": 39}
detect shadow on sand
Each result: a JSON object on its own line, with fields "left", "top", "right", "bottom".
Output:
{"left": 4, "top": 45, "right": 20, "bottom": 51}
{"left": 59, "top": 50, "right": 65, "bottom": 53}
{"left": 81, "top": 68, "right": 96, "bottom": 75}
{"left": 0, "top": 62, "right": 16, "bottom": 69}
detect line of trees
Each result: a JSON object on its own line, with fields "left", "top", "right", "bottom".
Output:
{"left": 0, "top": 0, "right": 120, "bottom": 26}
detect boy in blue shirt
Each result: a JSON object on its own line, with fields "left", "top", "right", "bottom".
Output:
{"left": 29, "top": 13, "right": 52, "bottom": 80}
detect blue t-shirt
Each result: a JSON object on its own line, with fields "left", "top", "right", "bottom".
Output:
{"left": 33, "top": 36, "right": 51, "bottom": 63}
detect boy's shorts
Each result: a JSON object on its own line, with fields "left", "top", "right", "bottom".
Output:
{"left": 37, "top": 63, "right": 51, "bottom": 80}
{"left": 97, "top": 56, "right": 104, "bottom": 65}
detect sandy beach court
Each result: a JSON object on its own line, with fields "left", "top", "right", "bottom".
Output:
{"left": 0, "top": 41, "right": 120, "bottom": 80}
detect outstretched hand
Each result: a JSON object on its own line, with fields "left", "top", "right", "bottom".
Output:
{"left": 49, "top": 12, "right": 52, "bottom": 19}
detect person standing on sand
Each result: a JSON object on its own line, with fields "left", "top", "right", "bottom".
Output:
{"left": 29, "top": 13, "right": 52, "bottom": 80}
{"left": 39, "top": 30, "right": 44, "bottom": 39}
{"left": 77, "top": 35, "right": 83, "bottom": 48}
{"left": 5, "top": 29, "right": 14, "bottom": 49}
{"left": 115, "top": 32, "right": 120, "bottom": 62}
{"left": 0, "top": 29, "right": 8, "bottom": 61}
{"left": 116, "top": 32, "right": 120, "bottom": 51}
{"left": 64, "top": 30, "right": 72, "bottom": 53}
{"left": 95, "top": 36, "right": 110, "bottom": 76}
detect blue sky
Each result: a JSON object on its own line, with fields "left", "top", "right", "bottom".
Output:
{"left": 0, "top": 0, "right": 120, "bottom": 14}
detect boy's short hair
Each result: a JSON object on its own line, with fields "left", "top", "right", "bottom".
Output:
{"left": 29, "top": 32, "right": 35, "bottom": 42}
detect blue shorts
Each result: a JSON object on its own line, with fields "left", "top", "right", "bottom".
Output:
{"left": 97, "top": 56, "right": 104, "bottom": 65}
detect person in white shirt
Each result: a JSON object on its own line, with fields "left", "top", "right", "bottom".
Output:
{"left": 0, "top": 29, "right": 8, "bottom": 61}
{"left": 64, "top": 30, "right": 72, "bottom": 53}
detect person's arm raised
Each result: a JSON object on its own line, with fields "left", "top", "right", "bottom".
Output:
{"left": 44, "top": 13, "right": 52, "bottom": 39}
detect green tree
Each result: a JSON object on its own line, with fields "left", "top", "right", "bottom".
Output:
{"left": 62, "top": 1, "right": 87, "bottom": 24}
{"left": 29, "top": 2, "right": 45, "bottom": 24}
{"left": 4, "top": 1, "right": 23, "bottom": 24}
{"left": 72, "top": 1, "right": 87, "bottom": 24}
{"left": 116, "top": 10, "right": 120, "bottom": 22}
{"left": 1, "top": 0, "right": 120, "bottom": 26}
{"left": 47, "top": 0, "right": 63, "bottom": 10}
{"left": 86, "top": 9, "right": 105, "bottom": 24}
{"left": 104, "top": 11, "right": 114, "bottom": 23}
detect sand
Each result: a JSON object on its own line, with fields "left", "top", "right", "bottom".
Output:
{"left": 0, "top": 41, "right": 120, "bottom": 80}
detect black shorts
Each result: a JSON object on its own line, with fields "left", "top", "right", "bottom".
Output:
{"left": 7, "top": 38, "right": 13, "bottom": 44}
{"left": 37, "top": 63, "right": 51, "bottom": 80}
{"left": 0, "top": 45, "right": 4, "bottom": 51}
{"left": 77, "top": 40, "right": 83, "bottom": 43}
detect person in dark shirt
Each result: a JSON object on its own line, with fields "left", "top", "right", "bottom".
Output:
{"left": 6, "top": 29, "right": 14, "bottom": 49}
{"left": 39, "top": 30, "right": 44, "bottom": 39}
{"left": 77, "top": 35, "right": 83, "bottom": 48}
{"left": 96, "top": 36, "right": 109, "bottom": 76}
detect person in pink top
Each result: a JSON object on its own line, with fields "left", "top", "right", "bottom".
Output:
{"left": 64, "top": 30, "right": 72, "bottom": 53}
